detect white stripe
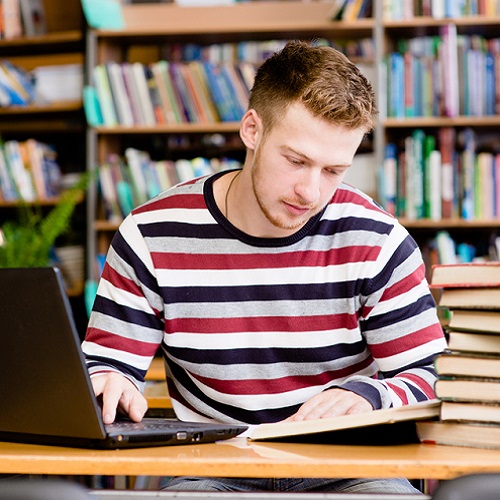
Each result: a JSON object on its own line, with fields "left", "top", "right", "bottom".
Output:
{"left": 156, "top": 261, "right": 373, "bottom": 286}
{"left": 375, "top": 338, "right": 446, "bottom": 372}
{"left": 82, "top": 340, "right": 152, "bottom": 371}
{"left": 164, "top": 328, "right": 361, "bottom": 349}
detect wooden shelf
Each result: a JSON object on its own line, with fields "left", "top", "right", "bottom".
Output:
{"left": 384, "top": 116, "right": 500, "bottom": 128}
{"left": 0, "top": 30, "right": 83, "bottom": 51}
{"left": 95, "top": 122, "right": 241, "bottom": 135}
{"left": 0, "top": 101, "right": 82, "bottom": 116}
{"left": 96, "top": 2, "right": 374, "bottom": 42}
{"left": 401, "top": 219, "right": 500, "bottom": 229}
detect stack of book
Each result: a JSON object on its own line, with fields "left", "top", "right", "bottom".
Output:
{"left": 416, "top": 262, "right": 500, "bottom": 449}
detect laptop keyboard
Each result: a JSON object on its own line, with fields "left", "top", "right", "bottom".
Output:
{"left": 108, "top": 418, "right": 181, "bottom": 431}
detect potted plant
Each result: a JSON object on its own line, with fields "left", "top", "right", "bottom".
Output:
{"left": 0, "top": 173, "right": 89, "bottom": 268}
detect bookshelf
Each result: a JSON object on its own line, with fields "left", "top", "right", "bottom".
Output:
{"left": 85, "top": 0, "right": 500, "bottom": 282}
{"left": 0, "top": 0, "right": 86, "bottom": 301}
{"left": 376, "top": 1, "right": 500, "bottom": 269}
{"left": 84, "top": 1, "right": 375, "bottom": 281}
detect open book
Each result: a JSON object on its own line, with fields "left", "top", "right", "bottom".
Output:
{"left": 249, "top": 400, "right": 440, "bottom": 444}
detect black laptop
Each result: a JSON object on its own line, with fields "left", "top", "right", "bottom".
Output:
{"left": 0, "top": 267, "right": 247, "bottom": 449}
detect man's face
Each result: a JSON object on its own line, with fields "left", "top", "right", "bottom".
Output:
{"left": 247, "top": 103, "right": 366, "bottom": 237}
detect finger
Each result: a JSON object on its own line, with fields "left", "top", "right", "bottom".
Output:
{"left": 120, "top": 389, "right": 148, "bottom": 422}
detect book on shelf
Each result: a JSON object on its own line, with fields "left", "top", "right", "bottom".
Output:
{"left": 430, "top": 262, "right": 500, "bottom": 288}
{"left": 416, "top": 420, "right": 500, "bottom": 450}
{"left": 440, "top": 401, "right": 500, "bottom": 424}
{"left": 438, "top": 127, "right": 456, "bottom": 219}
{"left": 130, "top": 62, "right": 157, "bottom": 126}
{"left": 19, "top": 0, "right": 46, "bottom": 36}
{"left": 93, "top": 65, "right": 118, "bottom": 127}
{"left": 435, "top": 352, "right": 500, "bottom": 379}
{"left": 105, "top": 62, "right": 134, "bottom": 127}
{"left": 121, "top": 62, "right": 145, "bottom": 126}
{"left": 248, "top": 399, "right": 440, "bottom": 443}
{"left": 435, "top": 377, "right": 500, "bottom": 403}
{"left": 1, "top": 0, "right": 23, "bottom": 39}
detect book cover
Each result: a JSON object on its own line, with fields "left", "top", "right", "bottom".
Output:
{"left": 440, "top": 400, "right": 500, "bottom": 424}
{"left": 417, "top": 420, "right": 500, "bottom": 449}
{"left": 435, "top": 352, "right": 500, "bottom": 379}
{"left": 19, "top": 0, "right": 46, "bottom": 36}
{"left": 249, "top": 400, "right": 440, "bottom": 443}
{"left": 439, "top": 287, "right": 500, "bottom": 309}
{"left": 93, "top": 65, "right": 118, "bottom": 127}
{"left": 431, "top": 262, "right": 500, "bottom": 288}
{"left": 145, "top": 65, "right": 166, "bottom": 125}
{"left": 130, "top": 62, "right": 156, "bottom": 126}
{"left": 446, "top": 331, "right": 500, "bottom": 355}
{"left": 105, "top": 62, "right": 134, "bottom": 127}
{"left": 448, "top": 309, "right": 500, "bottom": 334}
{"left": 121, "top": 62, "right": 145, "bottom": 125}
{"left": 2, "top": 0, "right": 23, "bottom": 39}
{"left": 438, "top": 127, "right": 456, "bottom": 219}
{"left": 150, "top": 61, "right": 178, "bottom": 124}
{"left": 435, "top": 377, "right": 500, "bottom": 403}
{"left": 4, "top": 140, "right": 36, "bottom": 201}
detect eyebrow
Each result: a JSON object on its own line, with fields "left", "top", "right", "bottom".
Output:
{"left": 281, "top": 145, "right": 351, "bottom": 169}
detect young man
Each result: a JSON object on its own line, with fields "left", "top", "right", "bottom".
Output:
{"left": 83, "top": 41, "right": 447, "bottom": 494}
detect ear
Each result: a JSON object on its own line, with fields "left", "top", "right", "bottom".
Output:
{"left": 239, "top": 109, "right": 261, "bottom": 150}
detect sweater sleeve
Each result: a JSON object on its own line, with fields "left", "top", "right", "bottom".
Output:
{"left": 82, "top": 214, "right": 164, "bottom": 392}
{"left": 338, "top": 222, "right": 447, "bottom": 410}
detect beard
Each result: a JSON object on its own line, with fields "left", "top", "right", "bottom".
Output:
{"left": 250, "top": 149, "right": 319, "bottom": 232}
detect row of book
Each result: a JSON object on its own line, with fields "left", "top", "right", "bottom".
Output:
{"left": 383, "top": 0, "right": 500, "bottom": 19}
{"left": 89, "top": 60, "right": 256, "bottom": 127}
{"left": 385, "top": 29, "right": 500, "bottom": 118}
{"left": 165, "top": 38, "right": 376, "bottom": 65}
{"left": 379, "top": 128, "right": 500, "bottom": 221}
{"left": 0, "top": 0, "right": 46, "bottom": 39}
{"left": 328, "top": 0, "right": 372, "bottom": 21}
{"left": 98, "top": 147, "right": 242, "bottom": 223}
{"left": 0, "top": 139, "right": 62, "bottom": 202}
{"left": 416, "top": 262, "right": 500, "bottom": 450}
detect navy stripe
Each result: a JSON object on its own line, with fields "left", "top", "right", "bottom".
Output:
{"left": 167, "top": 341, "right": 366, "bottom": 365}
{"left": 93, "top": 296, "right": 164, "bottom": 331}
{"left": 161, "top": 280, "right": 362, "bottom": 304}
{"left": 364, "top": 294, "right": 436, "bottom": 331}
{"left": 86, "top": 356, "right": 147, "bottom": 383}
{"left": 167, "top": 356, "right": 299, "bottom": 424}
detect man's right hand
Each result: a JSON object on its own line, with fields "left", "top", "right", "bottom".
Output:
{"left": 91, "top": 372, "right": 148, "bottom": 424}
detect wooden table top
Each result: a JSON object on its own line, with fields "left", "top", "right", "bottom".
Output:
{"left": 1, "top": 437, "right": 500, "bottom": 479}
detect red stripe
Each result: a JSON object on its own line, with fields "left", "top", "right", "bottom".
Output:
{"left": 399, "top": 373, "right": 436, "bottom": 399}
{"left": 334, "top": 186, "right": 388, "bottom": 215}
{"left": 102, "top": 265, "right": 143, "bottom": 297}
{"left": 134, "top": 192, "right": 204, "bottom": 214}
{"left": 190, "top": 356, "right": 374, "bottom": 395}
{"left": 86, "top": 327, "right": 159, "bottom": 357}
{"left": 369, "top": 325, "right": 442, "bottom": 358}
{"left": 166, "top": 313, "right": 359, "bottom": 334}
{"left": 385, "top": 382, "right": 409, "bottom": 404}
{"left": 152, "top": 246, "right": 380, "bottom": 270}
{"left": 381, "top": 263, "right": 426, "bottom": 301}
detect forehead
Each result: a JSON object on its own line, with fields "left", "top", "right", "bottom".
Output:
{"left": 267, "top": 104, "right": 366, "bottom": 164}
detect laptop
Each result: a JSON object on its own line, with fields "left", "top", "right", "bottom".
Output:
{"left": 0, "top": 267, "right": 247, "bottom": 449}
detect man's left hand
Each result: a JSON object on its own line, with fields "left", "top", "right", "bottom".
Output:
{"left": 283, "top": 388, "right": 373, "bottom": 422}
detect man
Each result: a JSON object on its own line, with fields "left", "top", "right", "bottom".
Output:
{"left": 83, "top": 41, "right": 447, "bottom": 494}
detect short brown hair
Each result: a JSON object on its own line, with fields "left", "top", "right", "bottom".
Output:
{"left": 248, "top": 40, "right": 377, "bottom": 134}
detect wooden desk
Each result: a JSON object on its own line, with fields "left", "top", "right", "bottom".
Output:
{"left": 1, "top": 438, "right": 500, "bottom": 479}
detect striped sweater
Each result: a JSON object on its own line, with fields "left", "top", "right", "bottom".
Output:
{"left": 83, "top": 171, "right": 447, "bottom": 425}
